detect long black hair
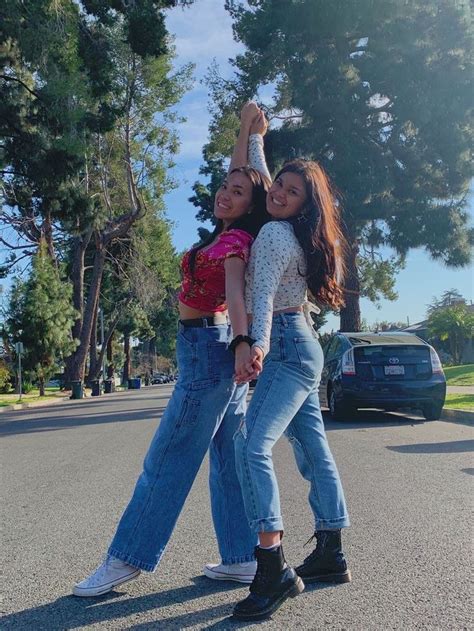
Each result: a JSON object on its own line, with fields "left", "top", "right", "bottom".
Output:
{"left": 276, "top": 160, "right": 347, "bottom": 309}
{"left": 188, "top": 166, "right": 271, "bottom": 273}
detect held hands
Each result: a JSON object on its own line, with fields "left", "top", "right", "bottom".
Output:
{"left": 240, "top": 101, "right": 260, "bottom": 127}
{"left": 234, "top": 344, "right": 264, "bottom": 385}
{"left": 250, "top": 110, "right": 268, "bottom": 136}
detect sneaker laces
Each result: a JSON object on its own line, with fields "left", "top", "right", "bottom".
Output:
{"left": 86, "top": 557, "right": 113, "bottom": 586}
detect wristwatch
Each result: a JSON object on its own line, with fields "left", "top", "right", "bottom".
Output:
{"left": 229, "top": 335, "right": 255, "bottom": 354}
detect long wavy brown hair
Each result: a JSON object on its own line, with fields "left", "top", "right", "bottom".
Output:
{"left": 275, "top": 160, "right": 347, "bottom": 309}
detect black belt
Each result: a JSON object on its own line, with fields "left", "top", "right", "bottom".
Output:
{"left": 179, "top": 315, "right": 228, "bottom": 328}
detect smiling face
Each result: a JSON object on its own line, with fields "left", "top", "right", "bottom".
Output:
{"left": 214, "top": 171, "right": 254, "bottom": 228}
{"left": 266, "top": 172, "right": 308, "bottom": 219}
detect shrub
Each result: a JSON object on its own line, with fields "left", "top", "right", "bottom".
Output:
{"left": 0, "top": 360, "right": 12, "bottom": 393}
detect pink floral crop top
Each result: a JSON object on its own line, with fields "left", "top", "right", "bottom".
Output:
{"left": 179, "top": 228, "right": 253, "bottom": 313}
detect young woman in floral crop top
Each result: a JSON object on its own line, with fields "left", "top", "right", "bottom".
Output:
{"left": 73, "top": 102, "right": 271, "bottom": 597}
{"left": 224, "top": 105, "right": 352, "bottom": 622}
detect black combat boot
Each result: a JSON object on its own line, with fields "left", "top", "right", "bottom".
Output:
{"left": 295, "top": 530, "right": 351, "bottom": 583}
{"left": 233, "top": 545, "right": 305, "bottom": 621}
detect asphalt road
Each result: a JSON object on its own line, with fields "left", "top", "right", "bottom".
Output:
{"left": 1, "top": 385, "right": 472, "bottom": 630}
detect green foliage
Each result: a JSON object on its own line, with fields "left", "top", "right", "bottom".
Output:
{"left": 370, "top": 320, "right": 408, "bottom": 332}
{"left": 0, "top": 359, "right": 11, "bottom": 393}
{"left": 427, "top": 303, "right": 474, "bottom": 365}
{"left": 6, "top": 241, "right": 79, "bottom": 393}
{"left": 358, "top": 254, "right": 405, "bottom": 304}
{"left": 21, "top": 380, "right": 35, "bottom": 395}
{"left": 427, "top": 288, "right": 466, "bottom": 315}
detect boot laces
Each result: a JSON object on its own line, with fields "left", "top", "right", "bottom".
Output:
{"left": 302, "top": 532, "right": 326, "bottom": 564}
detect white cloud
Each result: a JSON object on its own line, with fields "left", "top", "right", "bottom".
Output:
{"left": 167, "top": 1, "right": 243, "bottom": 72}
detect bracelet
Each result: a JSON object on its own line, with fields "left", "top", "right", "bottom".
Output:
{"left": 229, "top": 335, "right": 255, "bottom": 354}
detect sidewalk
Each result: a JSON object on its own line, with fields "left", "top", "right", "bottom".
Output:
{"left": 447, "top": 385, "right": 474, "bottom": 394}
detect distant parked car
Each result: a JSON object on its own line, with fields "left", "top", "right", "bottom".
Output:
{"left": 319, "top": 332, "right": 446, "bottom": 421}
{"left": 152, "top": 373, "right": 174, "bottom": 384}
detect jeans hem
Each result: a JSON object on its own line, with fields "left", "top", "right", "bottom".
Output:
{"left": 221, "top": 553, "right": 256, "bottom": 565}
{"left": 314, "top": 516, "right": 350, "bottom": 530}
{"left": 108, "top": 548, "right": 158, "bottom": 573}
{"left": 249, "top": 517, "right": 284, "bottom": 533}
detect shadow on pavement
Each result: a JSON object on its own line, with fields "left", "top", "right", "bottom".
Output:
{"left": 386, "top": 440, "right": 474, "bottom": 454}
{"left": 0, "top": 405, "right": 166, "bottom": 437}
{"left": 2, "top": 577, "right": 245, "bottom": 630}
{"left": 322, "top": 410, "right": 426, "bottom": 431}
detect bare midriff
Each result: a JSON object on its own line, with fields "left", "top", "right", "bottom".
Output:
{"left": 178, "top": 300, "right": 228, "bottom": 320}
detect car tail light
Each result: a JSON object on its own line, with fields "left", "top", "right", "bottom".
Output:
{"left": 342, "top": 348, "right": 356, "bottom": 375}
{"left": 429, "top": 347, "right": 444, "bottom": 374}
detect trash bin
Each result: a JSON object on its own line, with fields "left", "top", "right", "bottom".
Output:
{"left": 70, "top": 380, "right": 83, "bottom": 399}
{"left": 104, "top": 379, "right": 114, "bottom": 394}
{"left": 91, "top": 380, "right": 101, "bottom": 397}
{"left": 128, "top": 377, "right": 141, "bottom": 389}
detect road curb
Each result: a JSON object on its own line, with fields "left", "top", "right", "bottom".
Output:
{"left": 441, "top": 407, "right": 474, "bottom": 425}
{"left": 0, "top": 384, "right": 168, "bottom": 414}
{"left": 0, "top": 396, "right": 71, "bottom": 413}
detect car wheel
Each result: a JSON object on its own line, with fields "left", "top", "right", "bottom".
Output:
{"left": 422, "top": 402, "right": 443, "bottom": 421}
{"left": 329, "top": 389, "right": 355, "bottom": 421}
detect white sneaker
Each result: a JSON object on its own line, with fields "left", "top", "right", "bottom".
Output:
{"left": 203, "top": 560, "right": 257, "bottom": 584}
{"left": 73, "top": 556, "right": 141, "bottom": 597}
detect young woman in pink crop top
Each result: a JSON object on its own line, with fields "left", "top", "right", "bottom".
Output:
{"left": 73, "top": 103, "right": 270, "bottom": 597}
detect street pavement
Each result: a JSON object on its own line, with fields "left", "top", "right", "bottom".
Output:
{"left": 1, "top": 385, "right": 472, "bottom": 630}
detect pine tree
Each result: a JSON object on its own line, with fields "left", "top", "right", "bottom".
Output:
{"left": 194, "top": 0, "right": 473, "bottom": 330}
{"left": 1, "top": 3, "right": 193, "bottom": 381}
{"left": 6, "top": 240, "right": 78, "bottom": 395}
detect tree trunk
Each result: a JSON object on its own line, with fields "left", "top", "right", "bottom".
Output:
{"left": 68, "top": 246, "right": 106, "bottom": 381}
{"left": 64, "top": 231, "right": 92, "bottom": 384}
{"left": 123, "top": 334, "right": 131, "bottom": 384}
{"left": 106, "top": 333, "right": 114, "bottom": 378}
{"left": 149, "top": 336, "right": 157, "bottom": 374}
{"left": 89, "top": 310, "right": 123, "bottom": 381}
{"left": 340, "top": 233, "right": 361, "bottom": 332}
{"left": 39, "top": 377, "right": 45, "bottom": 397}
{"left": 42, "top": 212, "right": 56, "bottom": 264}
{"left": 87, "top": 305, "right": 99, "bottom": 382}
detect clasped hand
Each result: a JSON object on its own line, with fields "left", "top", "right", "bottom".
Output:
{"left": 234, "top": 344, "right": 264, "bottom": 385}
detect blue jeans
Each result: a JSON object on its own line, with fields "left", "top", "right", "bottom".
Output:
{"left": 234, "top": 313, "right": 349, "bottom": 533}
{"left": 108, "top": 321, "right": 257, "bottom": 571}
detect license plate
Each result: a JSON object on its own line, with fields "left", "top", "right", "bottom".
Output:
{"left": 384, "top": 365, "right": 405, "bottom": 375}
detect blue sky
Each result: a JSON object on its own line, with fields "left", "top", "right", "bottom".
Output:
{"left": 164, "top": 2, "right": 473, "bottom": 333}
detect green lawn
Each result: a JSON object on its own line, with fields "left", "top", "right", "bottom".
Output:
{"left": 443, "top": 364, "right": 474, "bottom": 386}
{"left": 444, "top": 393, "right": 474, "bottom": 411}
{"left": 0, "top": 387, "right": 69, "bottom": 407}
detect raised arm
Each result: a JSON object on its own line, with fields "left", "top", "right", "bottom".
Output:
{"left": 228, "top": 101, "right": 260, "bottom": 172}
{"left": 248, "top": 112, "right": 271, "bottom": 181}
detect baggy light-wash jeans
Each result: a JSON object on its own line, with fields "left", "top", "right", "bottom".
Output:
{"left": 108, "top": 321, "right": 258, "bottom": 571}
{"left": 234, "top": 312, "right": 350, "bottom": 534}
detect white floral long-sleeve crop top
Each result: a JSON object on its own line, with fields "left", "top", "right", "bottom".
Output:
{"left": 245, "top": 221, "right": 307, "bottom": 356}
{"left": 245, "top": 135, "right": 308, "bottom": 356}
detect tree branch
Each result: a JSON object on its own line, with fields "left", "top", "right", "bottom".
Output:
{"left": 1, "top": 74, "right": 42, "bottom": 100}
